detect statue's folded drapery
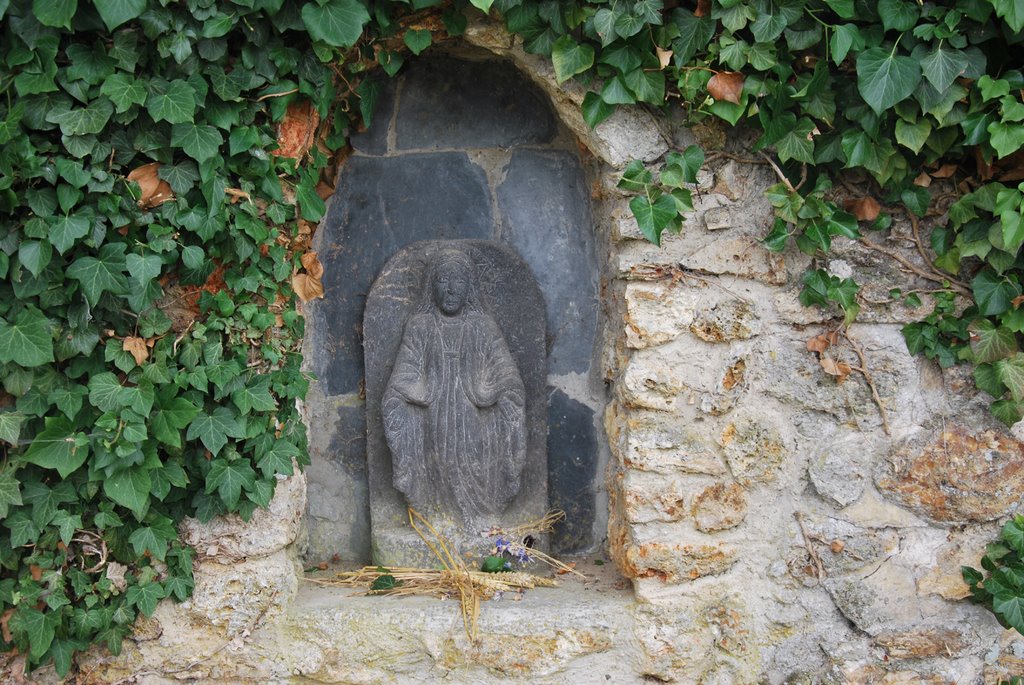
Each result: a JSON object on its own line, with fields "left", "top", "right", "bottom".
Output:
{"left": 383, "top": 310, "right": 526, "bottom": 522}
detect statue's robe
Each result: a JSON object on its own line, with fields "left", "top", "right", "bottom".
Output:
{"left": 382, "top": 310, "right": 526, "bottom": 522}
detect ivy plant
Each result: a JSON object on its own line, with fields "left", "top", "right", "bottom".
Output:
{"left": 3, "top": 0, "right": 1024, "bottom": 676}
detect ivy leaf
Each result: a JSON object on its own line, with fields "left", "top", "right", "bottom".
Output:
{"left": 973, "top": 269, "right": 1021, "bottom": 316}
{"left": 66, "top": 244, "right": 129, "bottom": 306}
{"left": 126, "top": 582, "right": 166, "bottom": 617}
{"left": 403, "top": 28, "right": 431, "bottom": 55}
{"left": 630, "top": 193, "right": 678, "bottom": 246}
{"left": 32, "top": 0, "right": 76, "bottom": 28}
{"left": 126, "top": 254, "right": 162, "bottom": 284}
{"left": 93, "top": 0, "right": 147, "bottom": 30}
{"left": 975, "top": 363, "right": 1008, "bottom": 398}
{"left": 104, "top": 466, "right": 152, "bottom": 517}
{"left": 988, "top": 120, "right": 1024, "bottom": 159}
{"left": 895, "top": 118, "right": 931, "bottom": 154}
{"left": 127, "top": 524, "right": 168, "bottom": 560}
{"left": 0, "top": 469, "right": 23, "bottom": 518}
{"left": 0, "top": 307, "right": 53, "bottom": 368}
{"left": 301, "top": 0, "right": 370, "bottom": 48}
{"left": 231, "top": 378, "right": 276, "bottom": 415}
{"left": 205, "top": 458, "right": 256, "bottom": 509}
{"left": 101, "top": 73, "right": 147, "bottom": 113}
{"left": 831, "top": 24, "right": 863, "bottom": 64}
{"left": 0, "top": 411, "right": 24, "bottom": 445}
{"left": 970, "top": 320, "right": 1019, "bottom": 363}
{"left": 88, "top": 372, "right": 129, "bottom": 412}
{"left": 776, "top": 118, "right": 816, "bottom": 164}
{"left": 990, "top": 0, "right": 1024, "bottom": 32}
{"left": 877, "top": 0, "right": 919, "bottom": 31}
{"left": 920, "top": 44, "right": 969, "bottom": 93}
{"left": 256, "top": 439, "right": 300, "bottom": 478}
{"left": 582, "top": 91, "right": 614, "bottom": 128}
{"left": 671, "top": 9, "right": 715, "bottom": 64}
{"left": 187, "top": 407, "right": 243, "bottom": 456}
{"left": 45, "top": 99, "right": 114, "bottom": 136}
{"left": 49, "top": 215, "right": 90, "bottom": 255}
{"left": 171, "top": 123, "right": 222, "bottom": 162}
{"left": 994, "top": 592, "right": 1024, "bottom": 633}
{"left": 551, "top": 36, "right": 594, "bottom": 84}
{"left": 10, "top": 607, "right": 54, "bottom": 659}
{"left": 997, "top": 354, "right": 1024, "bottom": 402}
{"left": 468, "top": 0, "right": 493, "bottom": 11}
{"left": 1002, "top": 517, "right": 1024, "bottom": 556}
{"left": 146, "top": 80, "right": 197, "bottom": 125}
{"left": 23, "top": 417, "right": 87, "bottom": 478}
{"left": 856, "top": 46, "right": 922, "bottom": 115}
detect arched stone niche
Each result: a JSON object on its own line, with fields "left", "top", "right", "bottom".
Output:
{"left": 302, "top": 47, "right": 617, "bottom": 560}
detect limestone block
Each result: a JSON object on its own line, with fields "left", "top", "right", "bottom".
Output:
{"left": 691, "top": 482, "right": 748, "bottom": 532}
{"left": 718, "top": 414, "right": 789, "bottom": 485}
{"left": 180, "top": 471, "right": 306, "bottom": 562}
{"left": 799, "top": 513, "right": 900, "bottom": 577}
{"left": 985, "top": 629, "right": 1024, "bottom": 685}
{"left": 808, "top": 433, "right": 882, "bottom": 507}
{"left": 690, "top": 299, "right": 762, "bottom": 343}
{"left": 622, "top": 539, "right": 738, "bottom": 582}
{"left": 623, "top": 278, "right": 764, "bottom": 349}
{"left": 617, "top": 231, "right": 787, "bottom": 286}
{"left": 874, "top": 624, "right": 975, "bottom": 659}
{"left": 917, "top": 528, "right": 990, "bottom": 600}
{"left": 823, "top": 562, "right": 921, "bottom": 636}
{"left": 621, "top": 338, "right": 753, "bottom": 413}
{"left": 621, "top": 470, "right": 689, "bottom": 523}
{"left": 185, "top": 548, "right": 299, "bottom": 633}
{"left": 876, "top": 424, "right": 1024, "bottom": 524}
{"left": 623, "top": 280, "right": 701, "bottom": 349}
{"left": 839, "top": 488, "right": 930, "bottom": 529}
{"left": 614, "top": 410, "right": 727, "bottom": 476}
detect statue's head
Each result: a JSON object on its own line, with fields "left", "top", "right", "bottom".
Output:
{"left": 430, "top": 250, "right": 476, "bottom": 317}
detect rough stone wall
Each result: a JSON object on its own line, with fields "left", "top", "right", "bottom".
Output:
{"left": 46, "top": 18, "right": 1024, "bottom": 685}
{"left": 467, "top": 18, "right": 1024, "bottom": 685}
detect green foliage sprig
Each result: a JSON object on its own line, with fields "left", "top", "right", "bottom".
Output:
{"left": 963, "top": 515, "right": 1024, "bottom": 636}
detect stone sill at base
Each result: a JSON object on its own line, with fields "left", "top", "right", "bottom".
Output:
{"left": 270, "top": 560, "right": 640, "bottom": 684}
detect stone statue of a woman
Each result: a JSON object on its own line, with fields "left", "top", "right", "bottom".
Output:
{"left": 382, "top": 248, "right": 527, "bottom": 524}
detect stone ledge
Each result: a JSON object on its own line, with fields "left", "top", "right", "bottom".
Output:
{"left": 272, "top": 564, "right": 640, "bottom": 683}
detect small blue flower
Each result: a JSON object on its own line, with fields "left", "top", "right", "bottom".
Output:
{"left": 495, "top": 537, "right": 511, "bottom": 553}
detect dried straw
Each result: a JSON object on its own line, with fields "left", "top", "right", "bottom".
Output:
{"left": 308, "top": 508, "right": 565, "bottom": 641}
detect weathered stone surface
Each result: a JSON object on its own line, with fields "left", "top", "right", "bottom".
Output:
{"left": 622, "top": 470, "right": 688, "bottom": 523}
{"left": 621, "top": 338, "right": 753, "bottom": 413}
{"left": 364, "top": 241, "right": 547, "bottom": 565}
{"left": 808, "top": 433, "right": 881, "bottom": 508}
{"left": 840, "top": 487, "right": 930, "bottom": 529}
{"left": 395, "top": 56, "right": 555, "bottom": 150}
{"left": 874, "top": 625, "right": 974, "bottom": 659}
{"left": 463, "top": 19, "right": 668, "bottom": 167}
{"left": 917, "top": 529, "right": 989, "bottom": 600}
{"left": 608, "top": 407, "right": 727, "bottom": 476}
{"left": 617, "top": 232, "right": 787, "bottom": 285}
{"left": 823, "top": 562, "right": 921, "bottom": 636}
{"left": 690, "top": 299, "right": 761, "bottom": 343}
{"left": 692, "top": 482, "right": 747, "bottom": 532}
{"left": 624, "top": 280, "right": 701, "bottom": 349}
{"left": 498, "top": 149, "right": 597, "bottom": 375}
{"left": 623, "top": 540, "right": 738, "bottom": 582}
{"left": 719, "top": 415, "right": 788, "bottom": 485}
{"left": 800, "top": 514, "right": 899, "bottom": 576}
{"left": 312, "top": 152, "right": 492, "bottom": 396}
{"left": 547, "top": 388, "right": 598, "bottom": 551}
{"left": 180, "top": 472, "right": 306, "bottom": 562}
{"left": 877, "top": 425, "right": 1024, "bottom": 523}
{"left": 283, "top": 579, "right": 637, "bottom": 684}
{"left": 186, "top": 548, "right": 299, "bottom": 633}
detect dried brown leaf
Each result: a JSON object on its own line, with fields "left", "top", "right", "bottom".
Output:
{"left": 0, "top": 607, "right": 13, "bottom": 643}
{"left": 694, "top": 0, "right": 711, "bottom": 16}
{"left": 1012, "top": 294, "right": 1024, "bottom": 308}
{"left": 820, "top": 356, "right": 852, "bottom": 382}
{"left": 931, "top": 163, "right": 958, "bottom": 178}
{"left": 707, "top": 71, "right": 745, "bottom": 105}
{"left": 127, "top": 162, "right": 174, "bottom": 209}
{"left": 292, "top": 273, "right": 324, "bottom": 302}
{"left": 276, "top": 99, "right": 320, "bottom": 160}
{"left": 913, "top": 172, "right": 932, "bottom": 187}
{"left": 806, "top": 335, "right": 832, "bottom": 353}
{"left": 844, "top": 197, "right": 881, "bottom": 222}
{"left": 656, "top": 47, "right": 673, "bottom": 70}
{"left": 301, "top": 251, "right": 324, "bottom": 279}
{"left": 123, "top": 336, "right": 149, "bottom": 365}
